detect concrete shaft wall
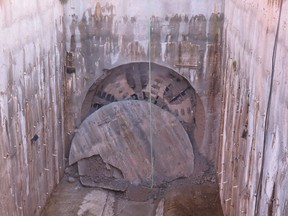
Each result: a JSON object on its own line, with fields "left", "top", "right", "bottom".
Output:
{"left": 0, "top": 1, "right": 224, "bottom": 215}
{"left": 0, "top": 1, "right": 65, "bottom": 215}
{"left": 63, "top": 0, "right": 224, "bottom": 165}
{"left": 218, "top": 0, "right": 288, "bottom": 215}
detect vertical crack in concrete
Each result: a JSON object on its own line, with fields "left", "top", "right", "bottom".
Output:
{"left": 254, "top": 0, "right": 283, "bottom": 214}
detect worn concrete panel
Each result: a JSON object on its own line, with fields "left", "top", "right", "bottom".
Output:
{"left": 219, "top": 0, "right": 288, "bottom": 215}
{"left": 0, "top": 1, "right": 65, "bottom": 216}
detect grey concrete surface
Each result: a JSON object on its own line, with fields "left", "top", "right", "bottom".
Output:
{"left": 218, "top": 0, "right": 288, "bottom": 215}
{"left": 41, "top": 177, "right": 222, "bottom": 216}
{"left": 0, "top": 1, "right": 65, "bottom": 215}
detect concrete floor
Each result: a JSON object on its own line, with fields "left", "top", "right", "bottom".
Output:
{"left": 41, "top": 175, "right": 223, "bottom": 216}
{"left": 41, "top": 178, "right": 159, "bottom": 216}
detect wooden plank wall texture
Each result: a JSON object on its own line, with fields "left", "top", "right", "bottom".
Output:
{"left": 0, "top": 1, "right": 65, "bottom": 215}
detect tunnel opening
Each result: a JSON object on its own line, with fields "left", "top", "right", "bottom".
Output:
{"left": 79, "top": 62, "right": 206, "bottom": 160}
{"left": 42, "top": 62, "right": 223, "bottom": 215}
{"left": 71, "top": 62, "right": 207, "bottom": 188}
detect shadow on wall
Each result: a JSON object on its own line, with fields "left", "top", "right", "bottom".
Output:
{"left": 59, "top": 0, "right": 68, "bottom": 5}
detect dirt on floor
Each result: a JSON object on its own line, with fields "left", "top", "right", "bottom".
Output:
{"left": 41, "top": 163, "right": 223, "bottom": 216}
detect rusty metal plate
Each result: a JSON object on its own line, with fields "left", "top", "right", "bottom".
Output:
{"left": 69, "top": 100, "right": 194, "bottom": 186}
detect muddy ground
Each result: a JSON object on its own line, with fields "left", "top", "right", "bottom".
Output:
{"left": 41, "top": 163, "right": 223, "bottom": 216}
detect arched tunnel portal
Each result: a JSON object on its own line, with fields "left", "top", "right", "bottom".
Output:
{"left": 69, "top": 62, "right": 206, "bottom": 190}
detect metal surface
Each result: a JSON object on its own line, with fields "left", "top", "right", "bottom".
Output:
{"left": 69, "top": 100, "right": 194, "bottom": 187}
